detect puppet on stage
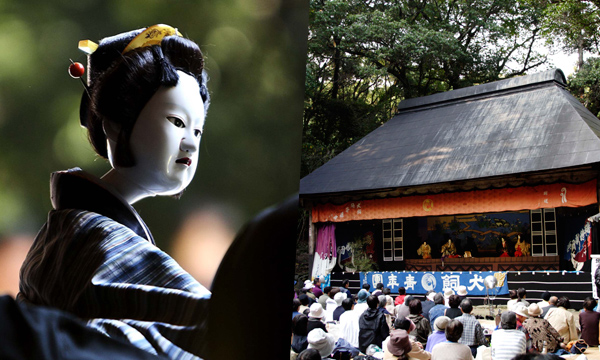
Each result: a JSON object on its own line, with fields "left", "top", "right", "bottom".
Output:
{"left": 417, "top": 241, "right": 432, "bottom": 259}
{"left": 499, "top": 237, "right": 511, "bottom": 257}
{"left": 441, "top": 239, "right": 457, "bottom": 257}
{"left": 514, "top": 235, "right": 530, "bottom": 257}
{"left": 18, "top": 25, "right": 211, "bottom": 359}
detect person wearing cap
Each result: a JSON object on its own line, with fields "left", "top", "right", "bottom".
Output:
{"left": 354, "top": 289, "right": 370, "bottom": 316}
{"left": 428, "top": 293, "right": 448, "bottom": 331}
{"left": 382, "top": 328, "right": 413, "bottom": 360}
{"left": 455, "top": 299, "right": 487, "bottom": 357}
{"left": 431, "top": 320, "right": 472, "bottom": 360}
{"left": 307, "top": 303, "right": 328, "bottom": 334}
{"left": 456, "top": 286, "right": 468, "bottom": 303}
{"left": 385, "top": 317, "right": 432, "bottom": 360}
{"left": 425, "top": 316, "right": 450, "bottom": 353}
{"left": 522, "top": 303, "right": 564, "bottom": 353}
{"left": 443, "top": 288, "right": 454, "bottom": 307}
{"left": 358, "top": 295, "right": 390, "bottom": 353}
{"left": 579, "top": 296, "right": 600, "bottom": 346}
{"left": 421, "top": 291, "right": 436, "bottom": 321}
{"left": 545, "top": 296, "right": 578, "bottom": 343}
{"left": 307, "top": 328, "right": 336, "bottom": 359}
{"left": 491, "top": 311, "right": 526, "bottom": 360}
{"left": 332, "top": 291, "right": 348, "bottom": 321}
{"left": 304, "top": 280, "right": 317, "bottom": 301}
{"left": 512, "top": 302, "right": 529, "bottom": 331}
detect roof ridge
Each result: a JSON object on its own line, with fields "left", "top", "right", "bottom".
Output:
{"left": 397, "top": 69, "right": 566, "bottom": 113}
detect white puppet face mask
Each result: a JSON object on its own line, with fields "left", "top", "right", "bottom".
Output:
{"left": 113, "top": 71, "right": 206, "bottom": 197}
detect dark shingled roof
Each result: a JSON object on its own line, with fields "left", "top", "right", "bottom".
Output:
{"left": 300, "top": 69, "right": 600, "bottom": 196}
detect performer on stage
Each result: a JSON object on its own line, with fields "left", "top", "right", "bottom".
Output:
{"left": 441, "top": 239, "right": 457, "bottom": 257}
{"left": 417, "top": 241, "right": 432, "bottom": 259}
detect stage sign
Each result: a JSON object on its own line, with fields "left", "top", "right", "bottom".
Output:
{"left": 361, "top": 271, "right": 508, "bottom": 296}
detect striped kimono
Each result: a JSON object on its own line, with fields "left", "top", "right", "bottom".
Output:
{"left": 18, "top": 168, "right": 210, "bottom": 359}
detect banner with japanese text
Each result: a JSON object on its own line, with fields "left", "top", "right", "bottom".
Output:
{"left": 360, "top": 271, "right": 509, "bottom": 296}
{"left": 312, "top": 180, "right": 597, "bottom": 223}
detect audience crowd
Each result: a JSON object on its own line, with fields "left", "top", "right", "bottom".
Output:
{"left": 292, "top": 279, "right": 599, "bottom": 360}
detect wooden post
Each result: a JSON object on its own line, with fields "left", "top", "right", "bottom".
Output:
{"left": 308, "top": 207, "right": 315, "bottom": 279}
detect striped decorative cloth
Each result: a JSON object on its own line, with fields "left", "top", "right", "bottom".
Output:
{"left": 18, "top": 169, "right": 210, "bottom": 359}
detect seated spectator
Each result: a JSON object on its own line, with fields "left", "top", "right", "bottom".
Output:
{"left": 383, "top": 287, "right": 392, "bottom": 296}
{"left": 428, "top": 293, "right": 448, "bottom": 331}
{"left": 545, "top": 296, "right": 578, "bottom": 343}
{"left": 431, "top": 320, "right": 472, "bottom": 360}
{"left": 358, "top": 295, "right": 390, "bottom": 353}
{"left": 307, "top": 328, "right": 335, "bottom": 359}
{"left": 541, "top": 296, "right": 557, "bottom": 318}
{"left": 512, "top": 303, "right": 529, "bottom": 331}
{"left": 362, "top": 283, "right": 371, "bottom": 293}
{"left": 395, "top": 295, "right": 414, "bottom": 319}
{"left": 388, "top": 317, "right": 431, "bottom": 360}
{"left": 421, "top": 291, "right": 436, "bottom": 321}
{"left": 312, "top": 278, "right": 324, "bottom": 298}
{"left": 516, "top": 288, "right": 530, "bottom": 308}
{"left": 292, "top": 314, "right": 309, "bottom": 354}
{"left": 373, "top": 283, "right": 384, "bottom": 297}
{"left": 456, "top": 285, "right": 468, "bottom": 303}
{"left": 354, "top": 289, "right": 370, "bottom": 316}
{"left": 455, "top": 299, "right": 487, "bottom": 357}
{"left": 318, "top": 286, "right": 332, "bottom": 310}
{"left": 324, "top": 288, "right": 340, "bottom": 322}
{"left": 408, "top": 298, "right": 431, "bottom": 348}
{"left": 385, "top": 295, "right": 395, "bottom": 315}
{"left": 294, "top": 298, "right": 302, "bottom": 319}
{"left": 444, "top": 295, "right": 462, "bottom": 319}
{"left": 395, "top": 287, "right": 407, "bottom": 306}
{"left": 507, "top": 289, "right": 518, "bottom": 311}
{"left": 299, "top": 294, "right": 311, "bottom": 315}
{"left": 382, "top": 328, "right": 413, "bottom": 360}
{"left": 297, "top": 348, "right": 321, "bottom": 360}
{"left": 491, "top": 311, "right": 526, "bottom": 360}
{"left": 339, "top": 298, "right": 359, "bottom": 348}
{"left": 579, "top": 296, "right": 600, "bottom": 346}
{"left": 378, "top": 294, "right": 393, "bottom": 330}
{"left": 522, "top": 303, "right": 563, "bottom": 353}
{"left": 340, "top": 279, "right": 352, "bottom": 298}
{"left": 443, "top": 288, "right": 454, "bottom": 307}
{"left": 425, "top": 316, "right": 450, "bottom": 353}
{"left": 307, "top": 303, "right": 327, "bottom": 333}
{"left": 538, "top": 291, "right": 551, "bottom": 309}
{"left": 332, "top": 292, "right": 348, "bottom": 321}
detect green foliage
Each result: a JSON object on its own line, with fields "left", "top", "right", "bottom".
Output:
{"left": 303, "top": 0, "right": 549, "bottom": 177}
{"left": 347, "top": 234, "right": 378, "bottom": 272}
{"left": 569, "top": 57, "right": 600, "bottom": 117}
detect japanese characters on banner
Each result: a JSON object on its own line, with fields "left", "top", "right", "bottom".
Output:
{"left": 361, "top": 271, "right": 509, "bottom": 296}
{"left": 312, "top": 180, "right": 597, "bottom": 223}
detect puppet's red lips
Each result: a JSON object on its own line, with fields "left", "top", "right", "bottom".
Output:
{"left": 176, "top": 157, "right": 192, "bottom": 166}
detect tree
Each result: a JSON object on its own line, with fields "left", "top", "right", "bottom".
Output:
{"left": 539, "top": 0, "right": 600, "bottom": 70}
{"left": 568, "top": 57, "right": 600, "bottom": 117}
{"left": 303, "top": 0, "right": 549, "bottom": 177}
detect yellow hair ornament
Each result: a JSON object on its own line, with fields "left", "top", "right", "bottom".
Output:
{"left": 78, "top": 40, "right": 99, "bottom": 55}
{"left": 122, "top": 24, "right": 182, "bottom": 54}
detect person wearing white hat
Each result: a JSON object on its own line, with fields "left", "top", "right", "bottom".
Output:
{"left": 332, "top": 291, "right": 348, "bottom": 321}
{"left": 443, "top": 288, "right": 454, "bottom": 307}
{"left": 307, "top": 328, "right": 335, "bottom": 359}
{"left": 512, "top": 302, "right": 529, "bottom": 327}
{"left": 307, "top": 303, "right": 327, "bottom": 334}
{"left": 522, "top": 303, "right": 564, "bottom": 353}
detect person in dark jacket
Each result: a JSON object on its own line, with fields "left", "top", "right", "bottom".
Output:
{"left": 358, "top": 295, "right": 390, "bottom": 353}
{"left": 292, "top": 314, "right": 309, "bottom": 354}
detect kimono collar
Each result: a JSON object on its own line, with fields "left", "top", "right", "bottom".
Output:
{"left": 50, "top": 168, "right": 155, "bottom": 244}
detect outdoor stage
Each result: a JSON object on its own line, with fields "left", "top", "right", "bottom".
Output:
{"left": 405, "top": 255, "right": 560, "bottom": 272}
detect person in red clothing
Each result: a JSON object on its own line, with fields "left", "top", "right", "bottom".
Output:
{"left": 579, "top": 296, "right": 600, "bottom": 346}
{"left": 395, "top": 287, "right": 407, "bottom": 306}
